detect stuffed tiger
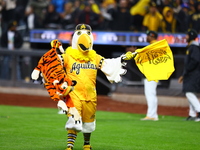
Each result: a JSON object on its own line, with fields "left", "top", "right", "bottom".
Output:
{"left": 31, "top": 39, "right": 76, "bottom": 108}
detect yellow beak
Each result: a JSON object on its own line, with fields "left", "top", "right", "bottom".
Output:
{"left": 77, "top": 33, "right": 92, "bottom": 52}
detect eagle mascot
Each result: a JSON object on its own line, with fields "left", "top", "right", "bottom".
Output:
{"left": 61, "top": 24, "right": 134, "bottom": 150}
{"left": 31, "top": 24, "right": 134, "bottom": 150}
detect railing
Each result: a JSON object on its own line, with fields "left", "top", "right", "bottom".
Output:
{"left": 0, "top": 48, "right": 46, "bottom": 88}
{"left": 0, "top": 48, "right": 112, "bottom": 91}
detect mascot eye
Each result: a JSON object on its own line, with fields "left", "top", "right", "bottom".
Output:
{"left": 77, "top": 31, "right": 81, "bottom": 35}
{"left": 61, "top": 82, "right": 68, "bottom": 89}
{"left": 87, "top": 31, "right": 91, "bottom": 35}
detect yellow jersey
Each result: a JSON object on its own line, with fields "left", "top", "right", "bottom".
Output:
{"left": 62, "top": 51, "right": 104, "bottom": 102}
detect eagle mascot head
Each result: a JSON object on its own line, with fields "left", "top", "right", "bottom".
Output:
{"left": 72, "top": 24, "right": 93, "bottom": 52}
{"left": 66, "top": 24, "right": 96, "bottom": 62}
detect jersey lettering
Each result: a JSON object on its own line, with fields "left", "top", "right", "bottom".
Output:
{"left": 70, "top": 61, "right": 97, "bottom": 74}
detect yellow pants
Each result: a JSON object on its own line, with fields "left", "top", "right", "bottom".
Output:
{"left": 73, "top": 100, "right": 97, "bottom": 123}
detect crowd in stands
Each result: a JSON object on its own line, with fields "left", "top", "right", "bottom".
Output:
{"left": 0, "top": 0, "right": 199, "bottom": 82}
{"left": 1, "top": 0, "right": 200, "bottom": 37}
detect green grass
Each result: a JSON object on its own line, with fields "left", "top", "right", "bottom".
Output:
{"left": 0, "top": 105, "right": 200, "bottom": 150}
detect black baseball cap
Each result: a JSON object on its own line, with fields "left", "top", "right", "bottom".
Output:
{"left": 146, "top": 30, "right": 158, "bottom": 39}
{"left": 75, "top": 24, "right": 92, "bottom": 31}
{"left": 187, "top": 29, "right": 198, "bottom": 40}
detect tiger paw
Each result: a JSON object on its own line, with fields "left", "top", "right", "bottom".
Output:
{"left": 57, "top": 100, "right": 68, "bottom": 113}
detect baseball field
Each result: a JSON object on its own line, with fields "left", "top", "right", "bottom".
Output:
{"left": 0, "top": 93, "right": 199, "bottom": 150}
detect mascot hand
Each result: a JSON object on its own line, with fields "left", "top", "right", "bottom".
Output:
{"left": 122, "top": 51, "right": 137, "bottom": 60}
{"left": 69, "top": 107, "right": 81, "bottom": 122}
{"left": 57, "top": 100, "right": 68, "bottom": 113}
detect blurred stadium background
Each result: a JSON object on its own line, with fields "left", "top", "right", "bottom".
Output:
{"left": 0, "top": 29, "right": 192, "bottom": 107}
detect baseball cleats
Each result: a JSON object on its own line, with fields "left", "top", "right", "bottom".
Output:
{"left": 185, "top": 116, "right": 196, "bottom": 121}
{"left": 195, "top": 117, "right": 200, "bottom": 122}
{"left": 83, "top": 145, "right": 92, "bottom": 150}
{"left": 65, "top": 146, "right": 73, "bottom": 150}
{"left": 141, "top": 116, "right": 159, "bottom": 121}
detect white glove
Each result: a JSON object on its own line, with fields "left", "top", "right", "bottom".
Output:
{"left": 69, "top": 107, "right": 81, "bottom": 121}
{"left": 57, "top": 100, "right": 68, "bottom": 113}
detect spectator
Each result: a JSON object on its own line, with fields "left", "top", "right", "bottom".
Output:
{"left": 60, "top": 2, "right": 75, "bottom": 30}
{"left": 188, "top": 0, "right": 196, "bottom": 15}
{"left": 162, "top": 0, "right": 173, "bottom": 9}
{"left": 15, "top": 0, "right": 29, "bottom": 26}
{"left": 1, "top": 20, "right": 23, "bottom": 49}
{"left": 152, "top": 0, "right": 164, "bottom": 13}
{"left": 71, "top": 0, "right": 82, "bottom": 26}
{"left": 141, "top": 30, "right": 159, "bottom": 121}
{"left": 172, "top": 0, "right": 183, "bottom": 14}
{"left": 0, "top": 20, "right": 23, "bottom": 80}
{"left": 88, "top": 0, "right": 101, "bottom": 15}
{"left": 161, "top": 6, "right": 176, "bottom": 33}
{"left": 99, "top": 0, "right": 116, "bottom": 30}
{"left": 43, "top": 4, "right": 61, "bottom": 29}
{"left": 130, "top": 0, "right": 150, "bottom": 31}
{"left": 178, "top": 29, "right": 200, "bottom": 121}
{"left": 51, "top": 0, "right": 68, "bottom": 16}
{"left": 175, "top": 3, "right": 190, "bottom": 33}
{"left": 77, "top": 2, "right": 101, "bottom": 30}
{"left": 1, "top": 0, "right": 17, "bottom": 34}
{"left": 26, "top": 0, "right": 49, "bottom": 23}
{"left": 189, "top": 1, "right": 200, "bottom": 33}
{"left": 142, "top": 1, "right": 163, "bottom": 32}
{"left": 24, "top": 5, "right": 43, "bottom": 36}
{"left": 112, "top": 0, "right": 132, "bottom": 31}
{"left": 14, "top": 0, "right": 29, "bottom": 38}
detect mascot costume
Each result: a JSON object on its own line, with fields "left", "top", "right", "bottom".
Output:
{"left": 31, "top": 39, "right": 81, "bottom": 123}
{"left": 31, "top": 24, "right": 135, "bottom": 150}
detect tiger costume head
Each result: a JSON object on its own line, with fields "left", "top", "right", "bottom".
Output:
{"left": 31, "top": 39, "right": 76, "bottom": 106}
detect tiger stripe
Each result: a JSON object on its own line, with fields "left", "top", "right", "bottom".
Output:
{"left": 33, "top": 39, "right": 75, "bottom": 107}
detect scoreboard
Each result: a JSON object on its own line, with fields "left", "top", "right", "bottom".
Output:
{"left": 30, "top": 29, "right": 200, "bottom": 47}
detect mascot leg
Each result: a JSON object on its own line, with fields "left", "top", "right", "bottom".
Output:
{"left": 81, "top": 100, "right": 96, "bottom": 150}
{"left": 82, "top": 121, "right": 96, "bottom": 150}
{"left": 66, "top": 129, "right": 78, "bottom": 150}
{"left": 83, "top": 133, "right": 92, "bottom": 150}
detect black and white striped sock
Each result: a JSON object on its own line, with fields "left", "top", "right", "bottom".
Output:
{"left": 67, "top": 133, "right": 77, "bottom": 148}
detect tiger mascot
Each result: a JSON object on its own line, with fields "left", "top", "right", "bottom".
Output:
{"left": 31, "top": 39, "right": 81, "bottom": 130}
